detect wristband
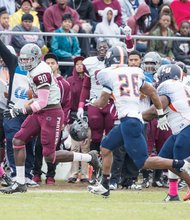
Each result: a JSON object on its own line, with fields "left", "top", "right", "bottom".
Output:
{"left": 156, "top": 109, "right": 164, "bottom": 116}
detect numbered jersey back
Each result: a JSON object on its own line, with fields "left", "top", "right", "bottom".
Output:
{"left": 98, "top": 65, "right": 145, "bottom": 120}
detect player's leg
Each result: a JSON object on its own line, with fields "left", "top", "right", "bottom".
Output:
{"left": 41, "top": 109, "right": 101, "bottom": 177}
{"left": 0, "top": 114, "right": 40, "bottom": 194}
{"left": 88, "top": 125, "right": 124, "bottom": 197}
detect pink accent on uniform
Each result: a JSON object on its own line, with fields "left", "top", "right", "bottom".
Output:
{"left": 79, "top": 102, "right": 85, "bottom": 108}
{"left": 13, "top": 145, "right": 25, "bottom": 149}
{"left": 0, "top": 165, "right": 5, "bottom": 177}
{"left": 30, "top": 89, "right": 50, "bottom": 112}
{"left": 169, "top": 179, "right": 178, "bottom": 196}
{"left": 22, "top": 107, "right": 27, "bottom": 115}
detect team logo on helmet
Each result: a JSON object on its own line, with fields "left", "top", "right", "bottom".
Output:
{"left": 156, "top": 64, "right": 183, "bottom": 85}
{"left": 105, "top": 46, "right": 128, "bottom": 67}
{"left": 18, "top": 43, "right": 42, "bottom": 71}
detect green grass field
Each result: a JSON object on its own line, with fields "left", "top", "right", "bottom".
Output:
{"left": 0, "top": 189, "right": 189, "bottom": 220}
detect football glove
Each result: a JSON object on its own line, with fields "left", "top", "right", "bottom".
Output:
{"left": 156, "top": 109, "right": 170, "bottom": 131}
{"left": 76, "top": 107, "right": 84, "bottom": 119}
{"left": 3, "top": 108, "right": 23, "bottom": 120}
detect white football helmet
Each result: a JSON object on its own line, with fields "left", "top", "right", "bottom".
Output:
{"left": 18, "top": 43, "right": 42, "bottom": 71}
{"left": 142, "top": 52, "right": 161, "bottom": 74}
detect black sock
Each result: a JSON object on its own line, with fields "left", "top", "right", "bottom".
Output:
{"left": 172, "top": 159, "right": 185, "bottom": 172}
{"left": 101, "top": 175, "right": 110, "bottom": 190}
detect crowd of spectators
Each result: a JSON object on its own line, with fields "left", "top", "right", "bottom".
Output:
{"left": 0, "top": 0, "right": 190, "bottom": 189}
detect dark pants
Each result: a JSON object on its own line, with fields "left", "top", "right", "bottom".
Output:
{"left": 110, "top": 145, "right": 139, "bottom": 185}
{"left": 3, "top": 116, "right": 35, "bottom": 178}
{"left": 0, "top": 111, "right": 5, "bottom": 162}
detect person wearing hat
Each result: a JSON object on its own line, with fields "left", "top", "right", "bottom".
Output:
{"left": 32, "top": 52, "right": 71, "bottom": 185}
{"left": 11, "top": 13, "right": 45, "bottom": 54}
{"left": 67, "top": 56, "right": 91, "bottom": 183}
{"left": 9, "top": 0, "right": 40, "bottom": 29}
{"left": 0, "top": 7, "right": 12, "bottom": 45}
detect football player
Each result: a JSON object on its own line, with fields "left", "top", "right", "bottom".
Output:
{"left": 87, "top": 46, "right": 190, "bottom": 198}
{"left": 143, "top": 64, "right": 190, "bottom": 202}
{"left": 0, "top": 43, "right": 101, "bottom": 194}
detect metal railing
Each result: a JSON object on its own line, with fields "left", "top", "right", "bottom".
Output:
{"left": 1, "top": 31, "right": 190, "bottom": 69}
{"left": 0, "top": 30, "right": 190, "bottom": 41}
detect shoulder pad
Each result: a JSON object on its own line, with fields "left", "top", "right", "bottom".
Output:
{"left": 83, "top": 56, "right": 99, "bottom": 66}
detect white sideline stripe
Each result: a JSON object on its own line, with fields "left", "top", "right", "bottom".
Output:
{"left": 28, "top": 189, "right": 86, "bottom": 193}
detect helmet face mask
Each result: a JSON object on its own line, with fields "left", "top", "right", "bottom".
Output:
{"left": 18, "top": 43, "right": 42, "bottom": 71}
{"left": 69, "top": 116, "right": 89, "bottom": 142}
{"left": 142, "top": 52, "right": 161, "bottom": 74}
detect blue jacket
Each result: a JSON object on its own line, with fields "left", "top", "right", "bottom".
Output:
{"left": 51, "top": 28, "right": 81, "bottom": 58}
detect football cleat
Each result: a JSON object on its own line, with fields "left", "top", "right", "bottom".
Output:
{"left": 178, "top": 179, "right": 187, "bottom": 190}
{"left": 0, "top": 181, "right": 27, "bottom": 194}
{"left": 180, "top": 157, "right": 190, "bottom": 176}
{"left": 164, "top": 194, "right": 180, "bottom": 202}
{"left": 152, "top": 179, "right": 164, "bottom": 187}
{"left": 1, "top": 174, "right": 13, "bottom": 186}
{"left": 109, "top": 182, "right": 118, "bottom": 190}
{"left": 183, "top": 188, "right": 190, "bottom": 201}
{"left": 88, "top": 150, "right": 102, "bottom": 181}
{"left": 88, "top": 183, "right": 110, "bottom": 198}
{"left": 128, "top": 182, "right": 142, "bottom": 190}
{"left": 140, "top": 178, "right": 150, "bottom": 188}
{"left": 25, "top": 177, "right": 39, "bottom": 187}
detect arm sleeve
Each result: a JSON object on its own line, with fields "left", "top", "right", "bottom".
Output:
{"left": 59, "top": 79, "right": 71, "bottom": 124}
{"left": 79, "top": 74, "right": 90, "bottom": 106}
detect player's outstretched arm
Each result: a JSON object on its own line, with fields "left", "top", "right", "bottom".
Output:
{"left": 140, "top": 82, "right": 170, "bottom": 130}
{"left": 142, "top": 95, "right": 170, "bottom": 121}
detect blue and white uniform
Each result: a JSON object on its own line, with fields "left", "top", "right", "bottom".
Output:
{"left": 97, "top": 64, "right": 149, "bottom": 169}
{"left": 158, "top": 79, "right": 190, "bottom": 160}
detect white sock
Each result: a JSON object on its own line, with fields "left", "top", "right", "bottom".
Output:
{"left": 16, "top": 166, "right": 25, "bottom": 184}
{"left": 73, "top": 152, "right": 92, "bottom": 162}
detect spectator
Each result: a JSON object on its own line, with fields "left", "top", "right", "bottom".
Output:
{"left": 43, "top": 0, "right": 90, "bottom": 57}
{"left": 67, "top": 56, "right": 86, "bottom": 119}
{"left": 119, "top": 0, "right": 146, "bottom": 25}
{"left": 51, "top": 13, "right": 81, "bottom": 77}
{"left": 68, "top": 0, "right": 96, "bottom": 33}
{"left": 127, "top": 3, "right": 151, "bottom": 53}
{"left": 9, "top": 0, "right": 40, "bottom": 29}
{"left": 148, "top": 12, "right": 174, "bottom": 60}
{"left": 67, "top": 56, "right": 91, "bottom": 183}
{"left": 0, "top": 0, "right": 16, "bottom": 15}
{"left": 94, "top": 7, "right": 122, "bottom": 47}
{"left": 170, "top": 0, "right": 190, "bottom": 29}
{"left": 0, "top": 7, "right": 12, "bottom": 45}
{"left": 11, "top": 13, "right": 46, "bottom": 54}
{"left": 148, "top": 3, "right": 178, "bottom": 33}
{"left": 172, "top": 21, "right": 190, "bottom": 65}
{"left": 93, "top": 0, "right": 122, "bottom": 26}
{"left": 148, "top": 0, "right": 163, "bottom": 28}
{"left": 32, "top": 0, "right": 52, "bottom": 31}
